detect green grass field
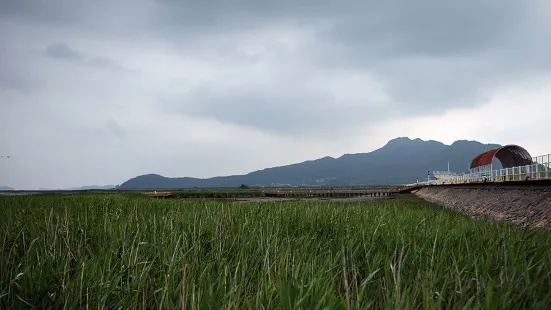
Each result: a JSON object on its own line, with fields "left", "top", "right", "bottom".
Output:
{"left": 1, "top": 194, "right": 550, "bottom": 309}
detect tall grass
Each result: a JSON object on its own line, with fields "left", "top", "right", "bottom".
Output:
{"left": 1, "top": 194, "right": 550, "bottom": 309}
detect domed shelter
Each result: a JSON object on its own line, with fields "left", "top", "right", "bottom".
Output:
{"left": 470, "top": 145, "right": 533, "bottom": 172}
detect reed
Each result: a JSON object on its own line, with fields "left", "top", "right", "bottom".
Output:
{"left": 1, "top": 194, "right": 549, "bottom": 309}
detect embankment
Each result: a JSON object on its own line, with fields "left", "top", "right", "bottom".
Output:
{"left": 413, "top": 185, "right": 551, "bottom": 228}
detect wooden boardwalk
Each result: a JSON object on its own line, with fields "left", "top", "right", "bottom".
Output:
{"left": 142, "top": 186, "right": 420, "bottom": 199}
{"left": 263, "top": 187, "right": 414, "bottom": 198}
{"left": 143, "top": 191, "right": 173, "bottom": 198}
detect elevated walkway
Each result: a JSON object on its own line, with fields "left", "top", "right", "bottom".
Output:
{"left": 263, "top": 188, "right": 396, "bottom": 198}
{"left": 418, "top": 151, "right": 551, "bottom": 187}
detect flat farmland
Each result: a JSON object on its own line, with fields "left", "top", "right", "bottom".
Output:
{"left": 1, "top": 193, "right": 550, "bottom": 309}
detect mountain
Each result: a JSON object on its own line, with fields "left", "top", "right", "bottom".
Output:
{"left": 66, "top": 185, "right": 117, "bottom": 190}
{"left": 119, "top": 137, "right": 501, "bottom": 189}
{"left": 0, "top": 186, "right": 14, "bottom": 191}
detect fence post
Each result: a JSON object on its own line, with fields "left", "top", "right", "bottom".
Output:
{"left": 545, "top": 154, "right": 549, "bottom": 179}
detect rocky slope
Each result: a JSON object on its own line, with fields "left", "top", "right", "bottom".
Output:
{"left": 414, "top": 185, "right": 551, "bottom": 228}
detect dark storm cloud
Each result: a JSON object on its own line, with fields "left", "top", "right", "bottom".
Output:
{"left": 45, "top": 42, "right": 128, "bottom": 71}
{"left": 147, "top": 0, "right": 551, "bottom": 130}
{"left": 0, "top": 1, "right": 105, "bottom": 31}
{"left": 46, "top": 42, "right": 85, "bottom": 61}
{"left": 2, "top": 0, "right": 550, "bottom": 135}
{"left": 4, "top": 0, "right": 533, "bottom": 57}
{"left": 149, "top": 0, "right": 527, "bottom": 53}
{"left": 318, "top": 0, "right": 525, "bottom": 58}
{"left": 167, "top": 82, "right": 391, "bottom": 135}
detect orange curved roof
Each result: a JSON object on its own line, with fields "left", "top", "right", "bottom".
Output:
{"left": 470, "top": 145, "right": 533, "bottom": 169}
{"left": 470, "top": 148, "right": 500, "bottom": 169}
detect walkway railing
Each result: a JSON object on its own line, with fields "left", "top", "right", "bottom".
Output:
{"left": 416, "top": 153, "right": 551, "bottom": 186}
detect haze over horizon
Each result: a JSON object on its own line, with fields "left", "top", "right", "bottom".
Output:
{"left": 1, "top": 0, "right": 551, "bottom": 190}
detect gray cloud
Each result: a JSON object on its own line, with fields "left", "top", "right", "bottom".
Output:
{"left": 107, "top": 119, "right": 126, "bottom": 138}
{"left": 166, "top": 82, "right": 391, "bottom": 136}
{"left": 0, "top": 53, "right": 38, "bottom": 93}
{"left": 0, "top": 0, "right": 150, "bottom": 36}
{"left": 45, "top": 42, "right": 127, "bottom": 71}
{"left": 8, "top": 1, "right": 551, "bottom": 126}
{"left": 148, "top": 0, "right": 531, "bottom": 55}
{"left": 319, "top": 0, "right": 527, "bottom": 57}
{"left": 0, "top": 65, "right": 35, "bottom": 93}
{"left": 46, "top": 42, "right": 85, "bottom": 61}
{"left": 1, "top": 0, "right": 551, "bottom": 189}
{"left": 146, "top": 0, "right": 551, "bottom": 127}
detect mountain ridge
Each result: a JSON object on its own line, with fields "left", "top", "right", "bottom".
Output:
{"left": 119, "top": 137, "right": 501, "bottom": 189}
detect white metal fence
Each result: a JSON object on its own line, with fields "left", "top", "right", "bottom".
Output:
{"left": 414, "top": 153, "right": 551, "bottom": 186}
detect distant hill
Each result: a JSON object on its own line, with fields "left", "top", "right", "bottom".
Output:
{"left": 119, "top": 137, "right": 501, "bottom": 189}
{"left": 66, "top": 185, "right": 117, "bottom": 190}
{"left": 29, "top": 185, "right": 117, "bottom": 191}
{"left": 0, "top": 186, "right": 14, "bottom": 191}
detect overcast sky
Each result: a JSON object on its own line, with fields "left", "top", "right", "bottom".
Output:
{"left": 1, "top": 0, "right": 550, "bottom": 189}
